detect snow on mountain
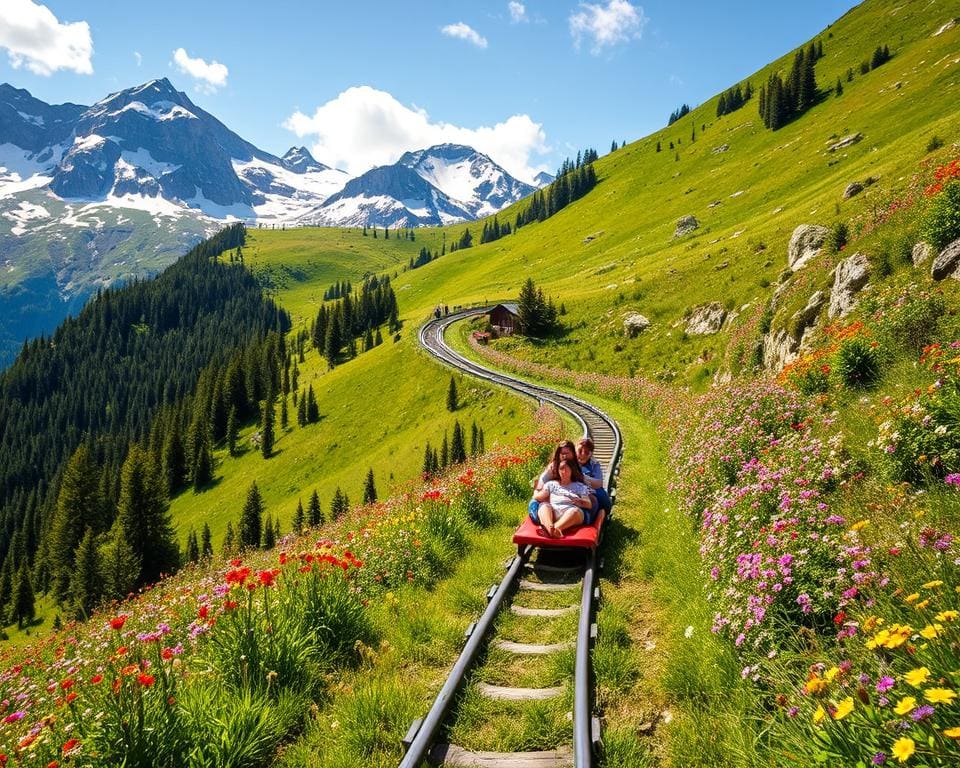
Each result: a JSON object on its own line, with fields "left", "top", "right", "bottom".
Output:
{"left": 310, "top": 143, "right": 535, "bottom": 228}
{"left": 533, "top": 171, "right": 555, "bottom": 188}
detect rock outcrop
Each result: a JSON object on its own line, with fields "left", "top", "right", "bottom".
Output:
{"left": 828, "top": 133, "right": 863, "bottom": 152}
{"left": 787, "top": 224, "right": 830, "bottom": 270}
{"left": 912, "top": 241, "right": 933, "bottom": 267}
{"left": 763, "top": 329, "right": 799, "bottom": 372}
{"left": 623, "top": 313, "right": 651, "bottom": 337}
{"left": 791, "top": 291, "right": 827, "bottom": 339}
{"left": 828, "top": 252, "right": 871, "bottom": 319}
{"left": 685, "top": 303, "right": 726, "bottom": 336}
{"left": 674, "top": 215, "right": 699, "bottom": 238}
{"left": 931, "top": 237, "right": 960, "bottom": 280}
{"left": 843, "top": 181, "right": 864, "bottom": 199}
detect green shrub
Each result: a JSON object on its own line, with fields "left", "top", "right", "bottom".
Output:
{"left": 920, "top": 179, "right": 960, "bottom": 250}
{"left": 832, "top": 337, "right": 882, "bottom": 388}
{"left": 927, "top": 134, "right": 944, "bottom": 152}
{"left": 878, "top": 287, "right": 944, "bottom": 354}
{"left": 827, "top": 220, "right": 849, "bottom": 253}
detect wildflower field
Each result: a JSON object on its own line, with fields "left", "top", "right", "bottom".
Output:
{"left": 0, "top": 411, "right": 560, "bottom": 766}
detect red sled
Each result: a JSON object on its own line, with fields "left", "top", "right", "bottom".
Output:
{"left": 512, "top": 509, "right": 606, "bottom": 552}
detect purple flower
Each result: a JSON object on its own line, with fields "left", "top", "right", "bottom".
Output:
{"left": 872, "top": 753, "right": 887, "bottom": 766}
{"left": 911, "top": 704, "right": 935, "bottom": 721}
{"left": 876, "top": 676, "right": 895, "bottom": 693}
{"left": 945, "top": 473, "right": 960, "bottom": 487}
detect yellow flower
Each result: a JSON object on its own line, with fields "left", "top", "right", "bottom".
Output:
{"left": 824, "top": 666, "right": 840, "bottom": 682}
{"left": 944, "top": 726, "right": 960, "bottom": 739}
{"left": 891, "top": 737, "right": 915, "bottom": 763}
{"left": 915, "top": 599, "right": 930, "bottom": 610}
{"left": 813, "top": 703, "right": 826, "bottom": 724}
{"left": 894, "top": 696, "right": 917, "bottom": 715}
{"left": 805, "top": 676, "right": 828, "bottom": 695}
{"left": 936, "top": 610, "right": 959, "bottom": 622}
{"left": 864, "top": 615, "right": 883, "bottom": 632}
{"left": 905, "top": 667, "right": 931, "bottom": 687}
{"left": 922, "top": 580, "right": 944, "bottom": 589}
{"left": 905, "top": 593, "right": 920, "bottom": 603}
{"left": 850, "top": 519, "right": 870, "bottom": 532}
{"left": 925, "top": 687, "right": 958, "bottom": 704}
{"left": 832, "top": 697, "right": 854, "bottom": 720}
{"left": 867, "top": 629, "right": 890, "bottom": 650}
{"left": 920, "top": 623, "right": 944, "bottom": 639}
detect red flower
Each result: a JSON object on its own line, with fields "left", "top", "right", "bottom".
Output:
{"left": 833, "top": 611, "right": 846, "bottom": 626}
{"left": 61, "top": 738, "right": 80, "bottom": 755}
{"left": 198, "top": 604, "right": 210, "bottom": 620}
{"left": 225, "top": 567, "right": 252, "bottom": 586}
{"left": 137, "top": 673, "right": 155, "bottom": 687}
{"left": 257, "top": 569, "right": 280, "bottom": 587}
{"left": 60, "top": 678, "right": 75, "bottom": 691}
{"left": 64, "top": 692, "right": 78, "bottom": 704}
{"left": 223, "top": 599, "right": 239, "bottom": 611}
{"left": 161, "top": 647, "right": 174, "bottom": 661}
{"left": 109, "top": 615, "right": 128, "bottom": 631}
{"left": 116, "top": 645, "right": 129, "bottom": 657}
{"left": 90, "top": 674, "right": 103, "bottom": 685}
{"left": 230, "top": 558, "right": 243, "bottom": 567}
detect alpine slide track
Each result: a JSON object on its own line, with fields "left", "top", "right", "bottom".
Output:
{"left": 399, "top": 308, "right": 623, "bottom": 768}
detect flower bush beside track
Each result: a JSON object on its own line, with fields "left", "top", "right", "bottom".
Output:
{"left": 0, "top": 409, "right": 561, "bottom": 766}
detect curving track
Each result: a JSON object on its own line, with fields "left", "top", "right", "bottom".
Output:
{"left": 399, "top": 309, "right": 623, "bottom": 768}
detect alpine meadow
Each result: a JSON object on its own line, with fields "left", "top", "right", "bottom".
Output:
{"left": 1, "top": 0, "right": 960, "bottom": 766}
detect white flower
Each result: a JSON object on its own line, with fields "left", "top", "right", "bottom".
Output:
{"left": 684, "top": 625, "right": 694, "bottom": 638}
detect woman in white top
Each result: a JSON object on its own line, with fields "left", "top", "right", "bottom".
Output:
{"left": 532, "top": 458, "right": 593, "bottom": 538}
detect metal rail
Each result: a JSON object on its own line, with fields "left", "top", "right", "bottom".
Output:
{"left": 398, "top": 309, "right": 623, "bottom": 768}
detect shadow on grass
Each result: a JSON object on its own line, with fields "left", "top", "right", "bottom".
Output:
{"left": 599, "top": 516, "right": 640, "bottom": 585}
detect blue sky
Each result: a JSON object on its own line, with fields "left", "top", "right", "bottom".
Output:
{"left": 0, "top": 0, "right": 859, "bottom": 181}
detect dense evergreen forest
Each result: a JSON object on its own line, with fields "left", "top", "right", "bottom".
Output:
{"left": 0, "top": 224, "right": 292, "bottom": 621}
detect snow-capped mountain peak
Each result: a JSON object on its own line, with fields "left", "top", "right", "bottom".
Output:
{"left": 280, "top": 146, "right": 330, "bottom": 174}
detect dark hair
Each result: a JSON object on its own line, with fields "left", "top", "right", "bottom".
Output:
{"left": 550, "top": 440, "right": 577, "bottom": 476}
{"left": 557, "top": 457, "right": 585, "bottom": 484}
{"left": 577, "top": 437, "right": 594, "bottom": 453}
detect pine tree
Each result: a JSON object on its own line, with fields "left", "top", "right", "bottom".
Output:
{"left": 330, "top": 487, "right": 349, "bottom": 520}
{"left": 478, "top": 427, "right": 485, "bottom": 454}
{"left": 297, "top": 394, "right": 307, "bottom": 426}
{"left": 49, "top": 443, "right": 102, "bottom": 601}
{"left": 69, "top": 527, "right": 102, "bottom": 619}
{"left": 116, "top": 445, "right": 178, "bottom": 586}
{"left": 363, "top": 468, "right": 377, "bottom": 504}
{"left": 101, "top": 526, "right": 140, "bottom": 601}
{"left": 186, "top": 530, "right": 200, "bottom": 563}
{"left": 470, "top": 422, "right": 479, "bottom": 456}
{"left": 226, "top": 406, "right": 238, "bottom": 456}
{"left": 306, "top": 385, "right": 320, "bottom": 423}
{"left": 835, "top": 77, "right": 843, "bottom": 96}
{"left": 239, "top": 482, "right": 264, "bottom": 549}
{"left": 221, "top": 521, "right": 235, "bottom": 556}
{"left": 324, "top": 310, "right": 341, "bottom": 368}
{"left": 201, "top": 523, "right": 213, "bottom": 558}
{"left": 451, "top": 421, "right": 466, "bottom": 464}
{"left": 447, "top": 376, "right": 458, "bottom": 411}
{"left": 308, "top": 489, "right": 323, "bottom": 526}
{"left": 262, "top": 514, "right": 276, "bottom": 549}
{"left": 261, "top": 389, "right": 275, "bottom": 458}
{"left": 280, "top": 394, "right": 289, "bottom": 429}
{"left": 0, "top": 555, "right": 13, "bottom": 617}
{"left": 9, "top": 559, "right": 35, "bottom": 629}
{"left": 293, "top": 498, "right": 304, "bottom": 533}
{"left": 162, "top": 420, "right": 187, "bottom": 494}
{"left": 440, "top": 433, "right": 449, "bottom": 469}
{"left": 423, "top": 441, "right": 435, "bottom": 475}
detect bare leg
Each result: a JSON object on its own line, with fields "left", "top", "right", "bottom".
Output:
{"left": 538, "top": 504, "right": 560, "bottom": 537}
{"left": 553, "top": 508, "right": 585, "bottom": 536}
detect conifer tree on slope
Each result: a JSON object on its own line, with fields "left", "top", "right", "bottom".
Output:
{"left": 69, "top": 527, "right": 102, "bottom": 619}
{"left": 101, "top": 526, "right": 140, "bottom": 601}
{"left": 308, "top": 489, "right": 323, "bottom": 527}
{"left": 49, "top": 443, "right": 103, "bottom": 602}
{"left": 9, "top": 559, "right": 35, "bottom": 629}
{"left": 239, "top": 481, "right": 264, "bottom": 549}
{"left": 363, "top": 468, "right": 377, "bottom": 504}
{"left": 115, "top": 445, "right": 179, "bottom": 586}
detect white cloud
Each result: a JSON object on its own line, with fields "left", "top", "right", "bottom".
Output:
{"left": 172, "top": 47, "right": 228, "bottom": 93}
{"left": 133, "top": 51, "right": 142, "bottom": 67}
{"left": 441, "top": 22, "right": 488, "bottom": 49}
{"left": 0, "top": 0, "right": 92, "bottom": 76}
{"left": 569, "top": 0, "right": 647, "bottom": 55}
{"left": 508, "top": 2, "right": 528, "bottom": 23}
{"left": 284, "top": 85, "right": 549, "bottom": 183}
